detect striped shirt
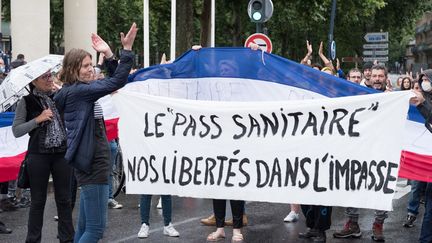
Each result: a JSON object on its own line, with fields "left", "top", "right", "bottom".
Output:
{"left": 94, "top": 101, "right": 104, "bottom": 119}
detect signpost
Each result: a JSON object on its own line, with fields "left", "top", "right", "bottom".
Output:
{"left": 364, "top": 32, "right": 389, "bottom": 42}
{"left": 363, "top": 43, "right": 389, "bottom": 49}
{"left": 363, "top": 57, "right": 389, "bottom": 62}
{"left": 362, "top": 50, "right": 389, "bottom": 56}
{"left": 330, "top": 40, "right": 336, "bottom": 60}
{"left": 362, "top": 32, "right": 389, "bottom": 63}
{"left": 244, "top": 33, "right": 273, "bottom": 53}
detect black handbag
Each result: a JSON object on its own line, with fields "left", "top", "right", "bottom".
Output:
{"left": 17, "top": 157, "right": 30, "bottom": 189}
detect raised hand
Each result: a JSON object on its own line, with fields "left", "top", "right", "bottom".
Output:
{"left": 192, "top": 45, "right": 202, "bottom": 51}
{"left": 306, "top": 40, "right": 312, "bottom": 56}
{"left": 121, "top": 22, "right": 138, "bottom": 51}
{"left": 336, "top": 58, "right": 340, "bottom": 70}
{"left": 91, "top": 33, "right": 113, "bottom": 58}
{"left": 318, "top": 41, "right": 324, "bottom": 56}
{"left": 410, "top": 90, "right": 425, "bottom": 106}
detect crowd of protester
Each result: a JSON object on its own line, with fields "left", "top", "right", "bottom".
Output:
{"left": 0, "top": 26, "right": 431, "bottom": 243}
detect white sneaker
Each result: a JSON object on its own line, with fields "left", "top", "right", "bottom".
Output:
{"left": 163, "top": 223, "right": 179, "bottom": 237}
{"left": 137, "top": 223, "right": 149, "bottom": 238}
{"left": 284, "top": 211, "right": 299, "bottom": 222}
{"left": 156, "top": 198, "right": 162, "bottom": 209}
{"left": 108, "top": 199, "right": 123, "bottom": 209}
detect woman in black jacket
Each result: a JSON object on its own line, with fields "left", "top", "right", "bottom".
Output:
{"left": 12, "top": 71, "right": 74, "bottom": 243}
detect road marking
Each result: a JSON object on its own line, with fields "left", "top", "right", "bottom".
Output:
{"left": 113, "top": 215, "right": 203, "bottom": 242}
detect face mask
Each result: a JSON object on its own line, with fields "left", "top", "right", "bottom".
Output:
{"left": 421, "top": 81, "right": 432, "bottom": 92}
{"left": 0, "top": 66, "right": 4, "bottom": 73}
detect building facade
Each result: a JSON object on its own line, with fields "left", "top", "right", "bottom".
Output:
{"left": 411, "top": 11, "right": 432, "bottom": 70}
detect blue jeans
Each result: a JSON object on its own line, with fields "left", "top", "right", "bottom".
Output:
{"left": 140, "top": 195, "right": 172, "bottom": 226}
{"left": 420, "top": 183, "right": 432, "bottom": 243}
{"left": 74, "top": 184, "right": 109, "bottom": 243}
{"left": 407, "top": 180, "right": 427, "bottom": 216}
{"left": 108, "top": 140, "right": 118, "bottom": 199}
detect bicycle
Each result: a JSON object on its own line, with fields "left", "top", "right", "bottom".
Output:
{"left": 111, "top": 139, "right": 126, "bottom": 198}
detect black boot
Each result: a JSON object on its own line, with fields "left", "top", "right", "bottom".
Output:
{"left": 0, "top": 221, "right": 12, "bottom": 234}
{"left": 299, "top": 228, "right": 318, "bottom": 238}
{"left": 312, "top": 231, "right": 326, "bottom": 243}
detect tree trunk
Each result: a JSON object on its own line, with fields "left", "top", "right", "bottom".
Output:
{"left": 231, "top": 2, "right": 242, "bottom": 46}
{"left": 176, "top": 0, "right": 194, "bottom": 56}
{"left": 200, "top": 0, "right": 211, "bottom": 47}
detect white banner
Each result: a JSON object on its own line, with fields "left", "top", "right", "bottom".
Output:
{"left": 112, "top": 90, "right": 412, "bottom": 210}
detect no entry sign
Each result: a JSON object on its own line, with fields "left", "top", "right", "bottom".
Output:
{"left": 244, "top": 33, "right": 273, "bottom": 53}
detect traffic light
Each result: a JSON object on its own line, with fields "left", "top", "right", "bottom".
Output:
{"left": 248, "top": 0, "right": 273, "bottom": 23}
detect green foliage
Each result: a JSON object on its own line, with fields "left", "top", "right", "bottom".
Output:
{"left": 3, "top": 0, "right": 430, "bottom": 69}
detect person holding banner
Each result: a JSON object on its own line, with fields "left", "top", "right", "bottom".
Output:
{"left": 12, "top": 70, "right": 74, "bottom": 242}
{"left": 136, "top": 195, "right": 180, "bottom": 238}
{"left": 206, "top": 199, "right": 245, "bottom": 242}
{"left": 410, "top": 69, "right": 432, "bottom": 243}
{"left": 333, "top": 65, "right": 391, "bottom": 242}
{"left": 54, "top": 23, "right": 137, "bottom": 243}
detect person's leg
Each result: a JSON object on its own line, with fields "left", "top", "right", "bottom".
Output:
{"left": 230, "top": 200, "right": 244, "bottom": 242}
{"left": 230, "top": 200, "right": 244, "bottom": 229}
{"left": 139, "top": 195, "right": 152, "bottom": 225}
{"left": 75, "top": 184, "right": 108, "bottom": 243}
{"left": 51, "top": 155, "right": 74, "bottom": 242}
{"left": 25, "top": 154, "right": 51, "bottom": 243}
{"left": 137, "top": 195, "right": 152, "bottom": 238}
{"left": 70, "top": 170, "right": 77, "bottom": 211}
{"left": 333, "top": 207, "right": 361, "bottom": 238}
{"left": 300, "top": 204, "right": 314, "bottom": 229}
{"left": 420, "top": 183, "right": 432, "bottom": 243}
{"left": 108, "top": 140, "right": 117, "bottom": 200}
{"left": 404, "top": 180, "right": 426, "bottom": 227}
{"left": 161, "top": 195, "right": 172, "bottom": 226}
{"left": 313, "top": 206, "right": 332, "bottom": 231}
{"left": 74, "top": 191, "right": 86, "bottom": 243}
{"left": 213, "top": 199, "right": 226, "bottom": 228}
{"left": 207, "top": 199, "right": 226, "bottom": 241}
{"left": 161, "top": 195, "right": 179, "bottom": 237}
{"left": 372, "top": 210, "right": 388, "bottom": 241}
{"left": 284, "top": 204, "right": 300, "bottom": 222}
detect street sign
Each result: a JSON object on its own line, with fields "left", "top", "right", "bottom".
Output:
{"left": 341, "top": 57, "right": 363, "bottom": 63}
{"left": 330, "top": 41, "right": 336, "bottom": 60}
{"left": 364, "top": 32, "right": 389, "bottom": 42}
{"left": 244, "top": 33, "right": 273, "bottom": 53}
{"left": 363, "top": 57, "right": 389, "bottom": 62}
{"left": 363, "top": 43, "right": 389, "bottom": 49}
{"left": 362, "top": 50, "right": 389, "bottom": 56}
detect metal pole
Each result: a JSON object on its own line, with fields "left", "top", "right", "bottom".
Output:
{"left": 328, "top": 0, "right": 337, "bottom": 59}
{"left": 143, "top": 0, "right": 149, "bottom": 67}
{"left": 170, "top": 0, "right": 176, "bottom": 60}
{"left": 256, "top": 23, "right": 263, "bottom": 33}
{"left": 210, "top": 0, "right": 215, "bottom": 47}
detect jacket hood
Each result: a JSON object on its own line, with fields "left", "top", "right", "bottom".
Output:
{"left": 418, "top": 69, "right": 432, "bottom": 93}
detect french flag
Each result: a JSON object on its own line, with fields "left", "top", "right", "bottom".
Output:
{"left": 1, "top": 48, "right": 431, "bottom": 183}
{"left": 0, "top": 100, "right": 119, "bottom": 183}
{"left": 126, "top": 47, "right": 432, "bottom": 183}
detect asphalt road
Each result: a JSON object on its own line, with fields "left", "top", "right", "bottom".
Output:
{"left": 0, "top": 179, "right": 424, "bottom": 243}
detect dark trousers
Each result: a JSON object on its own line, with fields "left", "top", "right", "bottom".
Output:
{"left": 70, "top": 170, "right": 77, "bottom": 211}
{"left": 420, "top": 183, "right": 432, "bottom": 243}
{"left": 301, "top": 205, "right": 332, "bottom": 231}
{"left": 213, "top": 199, "right": 244, "bottom": 229}
{"left": 26, "top": 153, "right": 74, "bottom": 243}
{"left": 0, "top": 182, "right": 8, "bottom": 194}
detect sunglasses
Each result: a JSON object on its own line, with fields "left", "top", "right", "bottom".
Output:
{"left": 40, "top": 73, "right": 52, "bottom": 81}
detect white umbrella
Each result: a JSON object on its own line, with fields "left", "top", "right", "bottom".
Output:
{"left": 0, "top": 54, "right": 63, "bottom": 112}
